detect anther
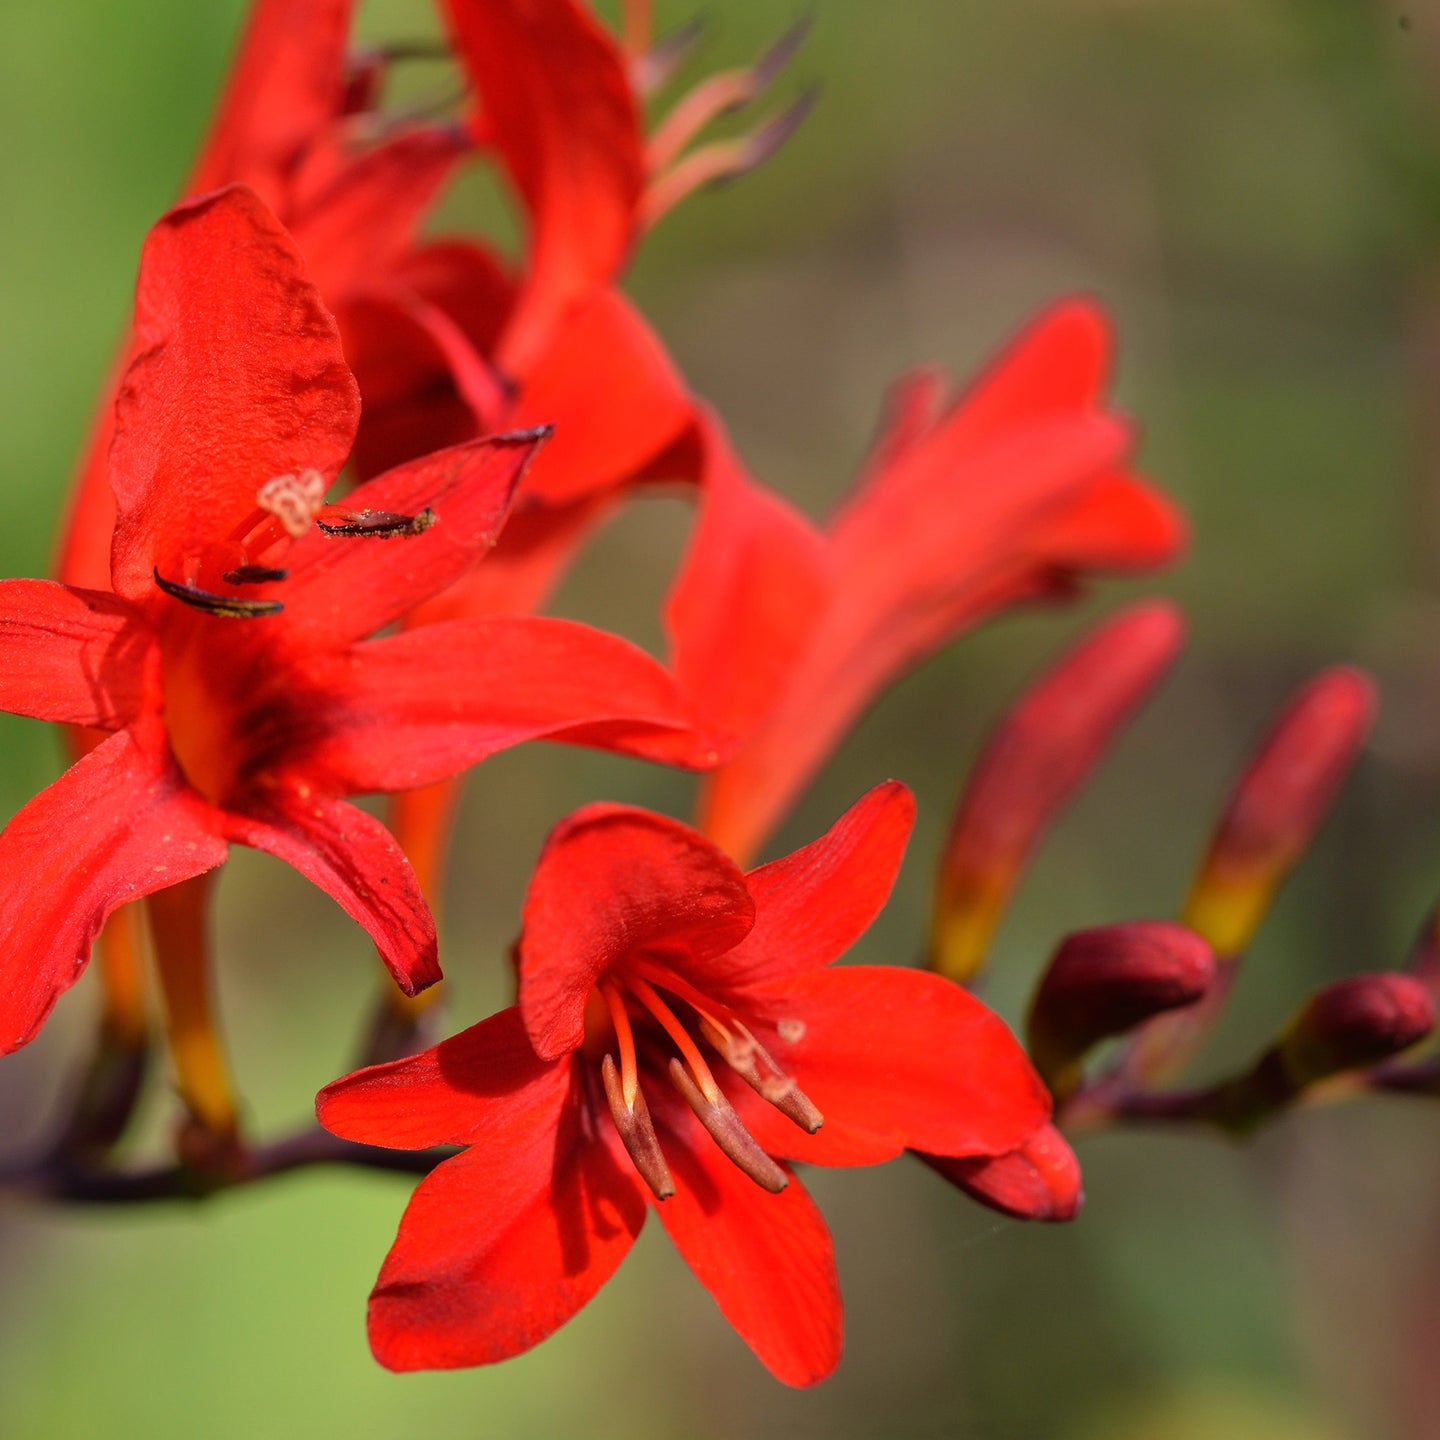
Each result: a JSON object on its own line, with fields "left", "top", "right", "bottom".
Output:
{"left": 601, "top": 1054, "right": 675, "bottom": 1201}
{"left": 698, "top": 1015, "right": 823, "bottom": 1134}
{"left": 315, "top": 507, "right": 437, "bottom": 538}
{"left": 668, "top": 1057, "right": 788, "bottom": 1193}
{"left": 153, "top": 568, "right": 283, "bottom": 619}
{"left": 221, "top": 564, "right": 289, "bottom": 585}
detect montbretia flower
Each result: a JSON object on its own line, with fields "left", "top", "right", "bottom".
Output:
{"left": 0, "top": 185, "right": 711, "bottom": 1065}
{"left": 669, "top": 300, "right": 1187, "bottom": 864}
{"left": 317, "top": 782, "right": 1050, "bottom": 1385}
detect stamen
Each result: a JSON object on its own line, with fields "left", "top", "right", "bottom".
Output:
{"left": 153, "top": 568, "right": 283, "bottom": 619}
{"left": 599, "top": 982, "right": 640, "bottom": 1109}
{"left": 626, "top": 974, "right": 722, "bottom": 1103}
{"left": 601, "top": 1053, "right": 674, "bottom": 1201}
{"left": 257, "top": 469, "right": 328, "bottom": 537}
{"left": 221, "top": 564, "right": 289, "bottom": 586}
{"left": 641, "top": 88, "right": 818, "bottom": 227}
{"left": 315, "top": 507, "right": 437, "bottom": 538}
{"left": 698, "top": 1014, "right": 823, "bottom": 1134}
{"left": 633, "top": 18, "right": 706, "bottom": 98}
{"left": 645, "top": 20, "right": 811, "bottom": 173}
{"left": 668, "top": 1058, "right": 788, "bottom": 1193}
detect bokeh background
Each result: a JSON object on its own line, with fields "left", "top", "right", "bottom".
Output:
{"left": 4, "top": 0, "right": 1440, "bottom": 1435}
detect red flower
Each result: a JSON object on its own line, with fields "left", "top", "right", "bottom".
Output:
{"left": 317, "top": 782, "right": 1050, "bottom": 1384}
{"left": 667, "top": 300, "right": 1186, "bottom": 863}
{"left": 0, "top": 185, "right": 711, "bottom": 1057}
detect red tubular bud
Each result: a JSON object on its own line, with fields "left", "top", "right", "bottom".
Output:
{"left": 930, "top": 602, "right": 1185, "bottom": 982}
{"left": 1027, "top": 921, "right": 1216, "bottom": 1097}
{"left": 1183, "top": 668, "right": 1376, "bottom": 958}
{"left": 1279, "top": 974, "right": 1435, "bottom": 1085}
{"left": 924, "top": 1124, "right": 1083, "bottom": 1223}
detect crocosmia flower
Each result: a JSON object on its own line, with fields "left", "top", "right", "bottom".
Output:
{"left": 317, "top": 781, "right": 1050, "bottom": 1384}
{"left": 0, "top": 184, "right": 710, "bottom": 1057}
{"left": 669, "top": 299, "right": 1186, "bottom": 863}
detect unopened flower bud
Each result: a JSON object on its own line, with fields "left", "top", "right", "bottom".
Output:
{"left": 1279, "top": 973, "right": 1434, "bottom": 1086}
{"left": 1027, "top": 921, "right": 1215, "bottom": 1097}
{"left": 924, "top": 1124, "right": 1083, "bottom": 1223}
{"left": 931, "top": 602, "right": 1184, "bottom": 982}
{"left": 1183, "top": 668, "right": 1375, "bottom": 958}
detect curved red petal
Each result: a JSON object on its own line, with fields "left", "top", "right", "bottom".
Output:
{"left": 923, "top": 1123, "right": 1084, "bottom": 1223}
{"left": 713, "top": 782, "right": 915, "bottom": 994}
{"left": 363, "top": 1063, "right": 647, "bottom": 1371}
{"left": 441, "top": 0, "right": 644, "bottom": 374}
{"left": 737, "top": 966, "right": 1051, "bottom": 1167}
{"left": 651, "top": 1091, "right": 842, "bottom": 1387}
{"left": 277, "top": 431, "right": 544, "bottom": 651}
{"left": 318, "top": 1006, "right": 566, "bottom": 1149}
{"left": 0, "top": 580, "right": 151, "bottom": 728}
{"left": 0, "top": 724, "right": 227, "bottom": 1052}
{"left": 519, "top": 806, "right": 754, "bottom": 1061}
{"left": 287, "top": 125, "right": 468, "bottom": 289}
{"left": 227, "top": 791, "right": 439, "bottom": 996}
{"left": 666, "top": 415, "right": 830, "bottom": 779}
{"left": 293, "top": 616, "right": 718, "bottom": 792}
{"left": 512, "top": 289, "right": 695, "bottom": 506}
{"left": 108, "top": 186, "right": 359, "bottom": 603}
{"left": 189, "top": 0, "right": 354, "bottom": 202}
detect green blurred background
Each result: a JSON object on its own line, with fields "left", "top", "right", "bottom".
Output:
{"left": 4, "top": 0, "right": 1440, "bottom": 1435}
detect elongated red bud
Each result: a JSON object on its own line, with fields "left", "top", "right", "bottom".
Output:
{"left": 924, "top": 1124, "right": 1083, "bottom": 1223}
{"left": 1027, "top": 922, "right": 1215, "bottom": 1097}
{"left": 930, "top": 602, "right": 1184, "bottom": 982}
{"left": 1279, "top": 974, "right": 1434, "bottom": 1085}
{"left": 1183, "top": 668, "right": 1375, "bottom": 959}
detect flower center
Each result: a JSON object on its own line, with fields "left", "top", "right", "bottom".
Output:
{"left": 588, "top": 959, "right": 822, "bottom": 1202}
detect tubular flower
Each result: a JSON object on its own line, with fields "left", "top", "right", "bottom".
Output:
{"left": 61, "top": 0, "right": 711, "bottom": 611}
{"left": 669, "top": 299, "right": 1186, "bottom": 864}
{"left": 0, "top": 185, "right": 714, "bottom": 1057}
{"left": 317, "top": 782, "right": 1050, "bottom": 1385}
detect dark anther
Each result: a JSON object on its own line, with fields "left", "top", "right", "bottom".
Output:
{"left": 153, "top": 568, "right": 283, "bottom": 618}
{"left": 221, "top": 564, "right": 289, "bottom": 585}
{"left": 315, "top": 507, "right": 437, "bottom": 538}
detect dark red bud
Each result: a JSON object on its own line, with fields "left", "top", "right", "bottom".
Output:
{"left": 1027, "top": 921, "right": 1216, "bottom": 1095}
{"left": 1280, "top": 973, "right": 1435, "bottom": 1084}
{"left": 924, "top": 1124, "right": 1083, "bottom": 1223}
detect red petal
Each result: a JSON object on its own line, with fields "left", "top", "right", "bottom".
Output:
{"left": 716, "top": 782, "right": 914, "bottom": 994}
{"left": 292, "top": 616, "right": 718, "bottom": 792}
{"left": 226, "top": 790, "right": 439, "bottom": 996}
{"left": 286, "top": 125, "right": 468, "bottom": 291}
{"left": 665, "top": 415, "right": 830, "bottom": 765}
{"left": 441, "top": 0, "right": 644, "bottom": 374}
{"left": 188, "top": 0, "right": 354, "bottom": 203}
{"left": 734, "top": 966, "right": 1051, "bottom": 1167}
{"left": 277, "top": 432, "right": 544, "bottom": 651}
{"left": 0, "top": 724, "right": 227, "bottom": 1052}
{"left": 924, "top": 1123, "right": 1084, "bottom": 1223}
{"left": 361, "top": 1055, "right": 647, "bottom": 1370}
{"left": 511, "top": 289, "right": 695, "bottom": 505}
{"left": 519, "top": 806, "right": 754, "bottom": 1061}
{"left": 651, "top": 1090, "right": 842, "bottom": 1387}
{"left": 0, "top": 580, "right": 151, "bottom": 728}
{"left": 108, "top": 186, "right": 359, "bottom": 604}
{"left": 702, "top": 413, "right": 1142, "bottom": 861}
{"left": 318, "top": 1005, "right": 565, "bottom": 1149}
{"left": 392, "top": 239, "right": 514, "bottom": 361}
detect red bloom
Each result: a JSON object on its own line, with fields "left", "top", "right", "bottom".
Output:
{"left": 668, "top": 300, "right": 1186, "bottom": 863}
{"left": 317, "top": 782, "right": 1050, "bottom": 1384}
{"left": 0, "top": 186, "right": 711, "bottom": 1055}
